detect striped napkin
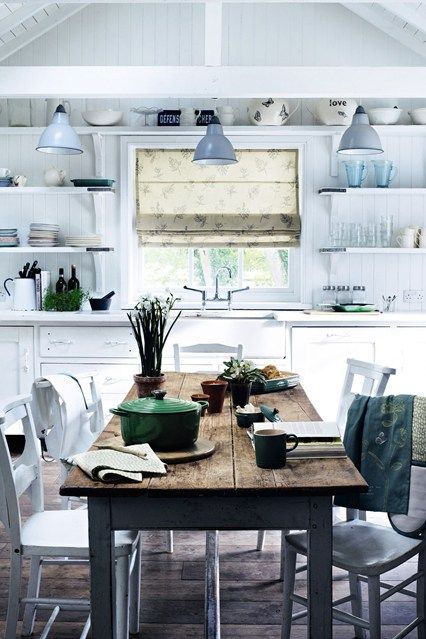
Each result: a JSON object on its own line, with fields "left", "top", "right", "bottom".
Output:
{"left": 67, "top": 442, "right": 167, "bottom": 483}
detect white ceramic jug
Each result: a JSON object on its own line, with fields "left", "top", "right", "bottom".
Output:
{"left": 44, "top": 167, "right": 66, "bottom": 187}
{"left": 4, "top": 278, "right": 36, "bottom": 311}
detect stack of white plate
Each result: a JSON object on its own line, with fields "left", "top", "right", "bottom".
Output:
{"left": 65, "top": 234, "right": 102, "bottom": 247}
{"left": 0, "top": 228, "right": 19, "bottom": 247}
{"left": 28, "top": 223, "right": 60, "bottom": 247}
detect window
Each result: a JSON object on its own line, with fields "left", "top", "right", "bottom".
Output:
{"left": 121, "top": 138, "right": 304, "bottom": 307}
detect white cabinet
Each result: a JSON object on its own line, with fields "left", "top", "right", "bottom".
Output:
{"left": 291, "top": 326, "right": 392, "bottom": 421}
{"left": 40, "top": 326, "right": 136, "bottom": 358}
{"left": 0, "top": 327, "right": 34, "bottom": 403}
{"left": 386, "top": 328, "right": 426, "bottom": 396}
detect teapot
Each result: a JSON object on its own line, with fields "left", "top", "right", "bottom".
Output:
{"left": 44, "top": 167, "right": 66, "bottom": 187}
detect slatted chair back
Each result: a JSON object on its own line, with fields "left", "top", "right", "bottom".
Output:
{"left": 336, "top": 358, "right": 396, "bottom": 433}
{"left": 173, "top": 342, "right": 243, "bottom": 372}
{"left": 0, "top": 395, "right": 43, "bottom": 547}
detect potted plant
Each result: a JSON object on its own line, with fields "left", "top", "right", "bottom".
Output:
{"left": 220, "top": 357, "right": 266, "bottom": 408}
{"left": 128, "top": 292, "right": 181, "bottom": 397}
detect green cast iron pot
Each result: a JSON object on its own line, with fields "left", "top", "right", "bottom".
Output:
{"left": 110, "top": 390, "right": 208, "bottom": 451}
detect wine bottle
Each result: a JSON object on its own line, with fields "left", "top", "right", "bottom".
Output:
{"left": 55, "top": 268, "right": 68, "bottom": 293}
{"left": 68, "top": 264, "right": 80, "bottom": 291}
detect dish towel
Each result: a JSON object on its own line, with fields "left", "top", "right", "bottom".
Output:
{"left": 67, "top": 442, "right": 167, "bottom": 483}
{"left": 334, "top": 394, "right": 413, "bottom": 514}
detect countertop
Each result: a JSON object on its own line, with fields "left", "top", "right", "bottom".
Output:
{"left": 1, "top": 309, "right": 426, "bottom": 326}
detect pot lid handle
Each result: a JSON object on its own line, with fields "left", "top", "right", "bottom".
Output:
{"left": 151, "top": 390, "right": 167, "bottom": 400}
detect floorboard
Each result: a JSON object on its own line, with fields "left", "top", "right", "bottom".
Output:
{"left": 0, "top": 459, "right": 419, "bottom": 638}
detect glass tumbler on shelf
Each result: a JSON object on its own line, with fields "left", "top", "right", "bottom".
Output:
{"left": 365, "top": 221, "right": 377, "bottom": 247}
{"left": 336, "top": 285, "right": 352, "bottom": 305}
{"left": 330, "top": 221, "right": 347, "bottom": 247}
{"left": 379, "top": 215, "right": 394, "bottom": 247}
{"left": 321, "top": 285, "right": 336, "bottom": 308}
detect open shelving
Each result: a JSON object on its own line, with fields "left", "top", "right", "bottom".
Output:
{"left": 319, "top": 188, "right": 426, "bottom": 197}
{"left": 320, "top": 247, "right": 426, "bottom": 254}
{"left": 0, "top": 187, "right": 114, "bottom": 195}
{"left": 0, "top": 247, "right": 114, "bottom": 253}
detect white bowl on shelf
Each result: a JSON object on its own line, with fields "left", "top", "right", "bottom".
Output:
{"left": 409, "top": 108, "right": 426, "bottom": 125}
{"left": 81, "top": 110, "right": 123, "bottom": 126}
{"left": 367, "top": 107, "right": 402, "bottom": 125}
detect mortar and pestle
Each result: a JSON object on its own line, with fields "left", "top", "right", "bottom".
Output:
{"left": 89, "top": 290, "right": 115, "bottom": 311}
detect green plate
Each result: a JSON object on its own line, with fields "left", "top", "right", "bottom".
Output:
{"left": 332, "top": 304, "right": 377, "bottom": 313}
{"left": 71, "top": 178, "right": 115, "bottom": 187}
{"left": 251, "top": 375, "right": 300, "bottom": 394}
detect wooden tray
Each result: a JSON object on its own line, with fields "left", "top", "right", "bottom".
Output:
{"left": 156, "top": 438, "right": 216, "bottom": 464}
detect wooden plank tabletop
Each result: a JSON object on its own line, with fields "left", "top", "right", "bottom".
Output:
{"left": 61, "top": 372, "right": 367, "bottom": 497}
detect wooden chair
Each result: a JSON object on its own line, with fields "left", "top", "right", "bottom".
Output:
{"left": 0, "top": 394, "right": 141, "bottom": 639}
{"left": 173, "top": 342, "right": 243, "bottom": 372}
{"left": 257, "top": 358, "right": 396, "bottom": 571}
{"left": 282, "top": 512, "right": 425, "bottom": 638}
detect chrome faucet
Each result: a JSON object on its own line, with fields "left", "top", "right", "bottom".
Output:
{"left": 213, "top": 267, "right": 232, "bottom": 301}
{"left": 183, "top": 285, "right": 207, "bottom": 309}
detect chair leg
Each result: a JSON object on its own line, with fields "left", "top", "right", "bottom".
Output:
{"left": 281, "top": 543, "right": 297, "bottom": 639}
{"left": 418, "top": 548, "right": 425, "bottom": 639}
{"left": 279, "top": 530, "right": 289, "bottom": 581}
{"left": 256, "top": 530, "right": 266, "bottom": 551}
{"left": 367, "top": 575, "right": 381, "bottom": 639}
{"left": 22, "top": 555, "right": 42, "bottom": 636}
{"left": 129, "top": 539, "right": 142, "bottom": 636}
{"left": 349, "top": 572, "right": 365, "bottom": 639}
{"left": 166, "top": 530, "right": 174, "bottom": 553}
{"left": 5, "top": 550, "right": 22, "bottom": 639}
{"left": 116, "top": 554, "right": 130, "bottom": 639}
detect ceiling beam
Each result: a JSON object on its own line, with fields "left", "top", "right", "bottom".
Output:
{"left": 384, "top": 2, "right": 426, "bottom": 33}
{"left": 18, "top": 0, "right": 424, "bottom": 3}
{"left": 343, "top": 3, "right": 426, "bottom": 58}
{"left": 0, "top": 2, "right": 49, "bottom": 36}
{"left": 0, "top": 65, "right": 426, "bottom": 98}
{"left": 204, "top": 1, "right": 222, "bottom": 66}
{"left": 0, "top": 4, "right": 87, "bottom": 61}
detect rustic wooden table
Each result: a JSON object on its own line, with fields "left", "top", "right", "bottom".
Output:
{"left": 61, "top": 372, "right": 367, "bottom": 639}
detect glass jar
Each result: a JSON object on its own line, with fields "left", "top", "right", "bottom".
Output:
{"left": 321, "top": 285, "right": 336, "bottom": 308}
{"left": 336, "top": 285, "right": 352, "bottom": 305}
{"left": 352, "top": 286, "right": 366, "bottom": 304}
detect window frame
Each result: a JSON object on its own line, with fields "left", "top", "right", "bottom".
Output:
{"left": 120, "top": 134, "right": 308, "bottom": 308}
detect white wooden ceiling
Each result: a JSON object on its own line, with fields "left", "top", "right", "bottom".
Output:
{"left": 0, "top": 0, "right": 426, "bottom": 63}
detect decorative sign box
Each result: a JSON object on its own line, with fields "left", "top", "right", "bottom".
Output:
{"left": 158, "top": 110, "right": 181, "bottom": 126}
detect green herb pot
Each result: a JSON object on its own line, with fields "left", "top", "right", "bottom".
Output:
{"left": 110, "top": 390, "right": 208, "bottom": 451}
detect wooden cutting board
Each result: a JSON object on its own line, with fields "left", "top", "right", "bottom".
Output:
{"left": 96, "top": 435, "right": 215, "bottom": 465}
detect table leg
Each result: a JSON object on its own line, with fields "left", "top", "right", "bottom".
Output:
{"left": 88, "top": 496, "right": 116, "bottom": 639}
{"left": 205, "top": 530, "right": 220, "bottom": 639}
{"left": 307, "top": 496, "right": 332, "bottom": 639}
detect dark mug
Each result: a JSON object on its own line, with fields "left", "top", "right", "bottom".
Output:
{"left": 253, "top": 428, "right": 298, "bottom": 469}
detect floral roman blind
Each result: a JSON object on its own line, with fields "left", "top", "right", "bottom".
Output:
{"left": 135, "top": 148, "right": 300, "bottom": 248}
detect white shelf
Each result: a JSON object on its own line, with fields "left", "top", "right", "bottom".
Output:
{"left": 0, "top": 187, "right": 114, "bottom": 195}
{"left": 319, "top": 188, "right": 426, "bottom": 196}
{"left": 1, "top": 125, "right": 426, "bottom": 137}
{"left": 0, "top": 247, "right": 114, "bottom": 253}
{"left": 320, "top": 247, "right": 426, "bottom": 254}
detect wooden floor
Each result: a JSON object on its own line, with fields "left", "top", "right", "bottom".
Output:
{"left": 0, "top": 459, "right": 419, "bottom": 638}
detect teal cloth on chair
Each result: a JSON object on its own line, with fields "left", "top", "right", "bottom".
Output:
{"left": 335, "top": 395, "right": 413, "bottom": 514}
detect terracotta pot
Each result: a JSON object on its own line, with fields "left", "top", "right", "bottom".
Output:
{"left": 230, "top": 382, "right": 252, "bottom": 409}
{"left": 133, "top": 373, "right": 166, "bottom": 398}
{"left": 201, "top": 380, "right": 228, "bottom": 414}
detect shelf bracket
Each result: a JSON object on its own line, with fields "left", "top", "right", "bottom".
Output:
{"left": 330, "top": 134, "right": 340, "bottom": 178}
{"left": 91, "top": 192, "right": 106, "bottom": 294}
{"left": 92, "top": 133, "right": 105, "bottom": 178}
{"left": 92, "top": 252, "right": 105, "bottom": 294}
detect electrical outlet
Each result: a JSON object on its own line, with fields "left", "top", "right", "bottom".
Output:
{"left": 403, "top": 290, "right": 424, "bottom": 303}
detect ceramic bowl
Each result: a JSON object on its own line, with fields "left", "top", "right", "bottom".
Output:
{"left": 410, "top": 108, "right": 426, "bottom": 125}
{"left": 235, "top": 411, "right": 264, "bottom": 428}
{"left": 82, "top": 110, "right": 123, "bottom": 126}
{"left": 367, "top": 108, "right": 402, "bottom": 125}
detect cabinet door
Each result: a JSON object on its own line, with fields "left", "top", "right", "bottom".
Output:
{"left": 386, "top": 328, "right": 426, "bottom": 396}
{"left": 291, "top": 327, "right": 390, "bottom": 421}
{"left": 0, "top": 327, "right": 34, "bottom": 402}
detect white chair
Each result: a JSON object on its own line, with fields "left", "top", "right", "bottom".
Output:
{"left": 282, "top": 512, "right": 425, "bottom": 638}
{"left": 257, "top": 358, "right": 397, "bottom": 573}
{"left": 173, "top": 342, "right": 243, "bottom": 372}
{"left": 0, "top": 394, "right": 141, "bottom": 639}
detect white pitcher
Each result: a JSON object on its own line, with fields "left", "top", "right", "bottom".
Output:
{"left": 4, "top": 278, "right": 36, "bottom": 311}
{"left": 44, "top": 167, "right": 66, "bottom": 187}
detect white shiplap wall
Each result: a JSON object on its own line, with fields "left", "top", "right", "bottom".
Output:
{"left": 0, "top": 3, "right": 425, "bottom": 310}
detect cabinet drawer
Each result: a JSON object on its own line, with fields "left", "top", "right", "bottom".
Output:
{"left": 41, "top": 362, "right": 138, "bottom": 396}
{"left": 40, "top": 326, "right": 136, "bottom": 358}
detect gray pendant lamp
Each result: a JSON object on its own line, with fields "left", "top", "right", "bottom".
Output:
{"left": 37, "top": 105, "right": 83, "bottom": 155}
{"left": 338, "top": 106, "right": 383, "bottom": 155}
{"left": 193, "top": 116, "right": 237, "bottom": 165}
